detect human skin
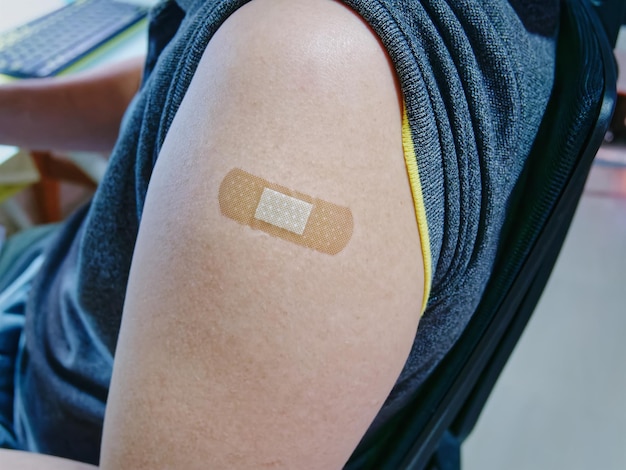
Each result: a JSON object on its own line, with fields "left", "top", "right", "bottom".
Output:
{"left": 0, "top": 56, "right": 143, "bottom": 153}
{"left": 0, "top": 0, "right": 425, "bottom": 467}
{"left": 100, "top": 0, "right": 424, "bottom": 468}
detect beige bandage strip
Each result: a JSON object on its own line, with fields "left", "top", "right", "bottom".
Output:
{"left": 219, "top": 168, "right": 353, "bottom": 255}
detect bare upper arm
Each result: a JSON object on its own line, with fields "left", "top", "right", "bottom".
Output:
{"left": 100, "top": 0, "right": 424, "bottom": 468}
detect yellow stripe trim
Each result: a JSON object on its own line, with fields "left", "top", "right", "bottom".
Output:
{"left": 401, "top": 107, "right": 432, "bottom": 314}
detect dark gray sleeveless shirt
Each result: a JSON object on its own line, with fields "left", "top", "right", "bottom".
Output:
{"left": 15, "top": 0, "right": 557, "bottom": 464}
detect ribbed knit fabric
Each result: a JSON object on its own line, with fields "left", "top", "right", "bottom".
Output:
{"left": 7, "top": 0, "right": 556, "bottom": 464}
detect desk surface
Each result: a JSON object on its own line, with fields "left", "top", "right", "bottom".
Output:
{"left": 0, "top": 0, "right": 149, "bottom": 174}
{"left": 0, "top": 0, "right": 66, "bottom": 34}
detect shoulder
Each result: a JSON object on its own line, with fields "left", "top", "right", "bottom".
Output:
{"left": 100, "top": 1, "right": 425, "bottom": 468}
{"left": 187, "top": 0, "right": 403, "bottom": 123}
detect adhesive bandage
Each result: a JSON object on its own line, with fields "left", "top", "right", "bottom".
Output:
{"left": 219, "top": 168, "right": 353, "bottom": 255}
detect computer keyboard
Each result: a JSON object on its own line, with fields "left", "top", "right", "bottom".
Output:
{"left": 0, "top": 0, "right": 148, "bottom": 79}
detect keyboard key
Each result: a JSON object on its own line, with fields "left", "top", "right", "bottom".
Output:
{"left": 0, "top": 0, "right": 148, "bottom": 78}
